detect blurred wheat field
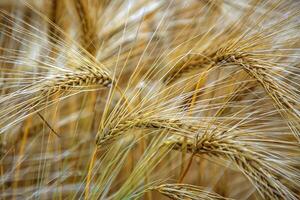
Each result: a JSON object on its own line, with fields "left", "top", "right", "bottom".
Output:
{"left": 0, "top": 0, "right": 300, "bottom": 199}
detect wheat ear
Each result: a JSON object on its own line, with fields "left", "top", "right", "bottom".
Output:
{"left": 95, "top": 117, "right": 211, "bottom": 146}
{"left": 164, "top": 134, "right": 299, "bottom": 200}
{"left": 152, "top": 183, "right": 232, "bottom": 200}
{"left": 40, "top": 70, "right": 112, "bottom": 95}
{"left": 164, "top": 50, "right": 300, "bottom": 141}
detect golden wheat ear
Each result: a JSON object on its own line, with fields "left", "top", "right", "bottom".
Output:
{"left": 152, "top": 183, "right": 232, "bottom": 200}
{"left": 164, "top": 131, "right": 300, "bottom": 200}
{"left": 162, "top": 31, "right": 300, "bottom": 142}
{"left": 0, "top": 7, "right": 114, "bottom": 133}
{"left": 163, "top": 48, "right": 300, "bottom": 142}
